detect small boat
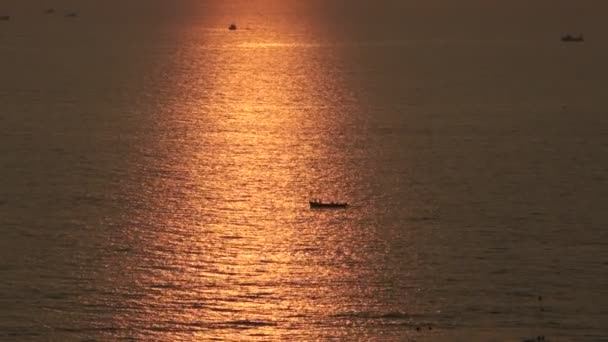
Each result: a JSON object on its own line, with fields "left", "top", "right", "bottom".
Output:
{"left": 309, "top": 199, "right": 348, "bottom": 209}
{"left": 561, "top": 34, "right": 584, "bottom": 42}
{"left": 228, "top": 23, "right": 237, "bottom": 30}
{"left": 45, "top": 8, "right": 55, "bottom": 14}
{"left": 65, "top": 12, "right": 77, "bottom": 18}
{"left": 0, "top": 15, "right": 10, "bottom": 21}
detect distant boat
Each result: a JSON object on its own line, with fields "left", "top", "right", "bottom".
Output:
{"left": 228, "top": 23, "right": 237, "bottom": 30}
{"left": 561, "top": 34, "right": 584, "bottom": 42}
{"left": 0, "top": 15, "right": 10, "bottom": 21}
{"left": 65, "top": 12, "right": 77, "bottom": 18}
{"left": 45, "top": 8, "right": 55, "bottom": 14}
{"left": 309, "top": 199, "right": 348, "bottom": 209}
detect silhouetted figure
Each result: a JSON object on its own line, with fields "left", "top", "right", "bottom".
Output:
{"left": 538, "top": 295, "right": 545, "bottom": 311}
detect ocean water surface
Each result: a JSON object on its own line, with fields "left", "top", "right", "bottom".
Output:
{"left": 1, "top": 0, "right": 607, "bottom": 340}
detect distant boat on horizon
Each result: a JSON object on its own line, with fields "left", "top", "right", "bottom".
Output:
{"left": 561, "top": 34, "right": 584, "bottom": 42}
{"left": 65, "top": 12, "right": 77, "bottom": 18}
{"left": 228, "top": 23, "right": 237, "bottom": 30}
{"left": 45, "top": 8, "right": 55, "bottom": 14}
{"left": 0, "top": 15, "right": 10, "bottom": 21}
{"left": 309, "top": 199, "right": 348, "bottom": 209}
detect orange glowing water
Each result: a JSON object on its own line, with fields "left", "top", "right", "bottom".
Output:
{"left": 1, "top": 0, "right": 607, "bottom": 341}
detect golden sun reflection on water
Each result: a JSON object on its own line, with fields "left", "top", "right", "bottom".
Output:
{"left": 110, "top": 7, "right": 392, "bottom": 341}
{"left": 98, "top": 2, "right": 429, "bottom": 340}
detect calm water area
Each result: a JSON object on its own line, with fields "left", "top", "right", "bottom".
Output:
{"left": 1, "top": 0, "right": 607, "bottom": 340}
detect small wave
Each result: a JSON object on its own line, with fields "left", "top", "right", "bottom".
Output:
{"left": 236, "top": 292, "right": 275, "bottom": 301}
{"left": 44, "top": 292, "right": 75, "bottom": 300}
{"left": 223, "top": 320, "right": 277, "bottom": 327}
{"left": 72, "top": 194, "right": 106, "bottom": 206}
{"left": 148, "top": 283, "right": 179, "bottom": 290}
{"left": 202, "top": 269, "right": 239, "bottom": 276}
{"left": 333, "top": 311, "right": 411, "bottom": 320}
{"left": 3, "top": 329, "right": 41, "bottom": 337}
{"left": 208, "top": 306, "right": 240, "bottom": 313}
{"left": 188, "top": 303, "right": 209, "bottom": 309}
{"left": 248, "top": 332, "right": 270, "bottom": 337}
{"left": 298, "top": 247, "right": 319, "bottom": 252}
{"left": 407, "top": 216, "right": 437, "bottom": 222}
{"left": 286, "top": 313, "right": 309, "bottom": 318}
{"left": 142, "top": 264, "right": 179, "bottom": 272}
{"left": 56, "top": 326, "right": 120, "bottom": 333}
{"left": 113, "top": 246, "right": 133, "bottom": 253}
{"left": 379, "top": 311, "right": 412, "bottom": 319}
{"left": 221, "top": 235, "right": 243, "bottom": 240}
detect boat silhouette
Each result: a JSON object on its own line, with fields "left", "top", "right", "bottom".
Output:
{"left": 309, "top": 199, "right": 348, "bottom": 209}
{"left": 561, "top": 34, "right": 584, "bottom": 42}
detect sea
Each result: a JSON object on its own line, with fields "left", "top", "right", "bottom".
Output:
{"left": 1, "top": 0, "right": 607, "bottom": 340}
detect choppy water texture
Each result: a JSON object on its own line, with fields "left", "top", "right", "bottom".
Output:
{"left": 1, "top": 0, "right": 608, "bottom": 340}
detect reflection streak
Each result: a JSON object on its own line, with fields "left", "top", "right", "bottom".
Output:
{"left": 106, "top": 1, "right": 418, "bottom": 340}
